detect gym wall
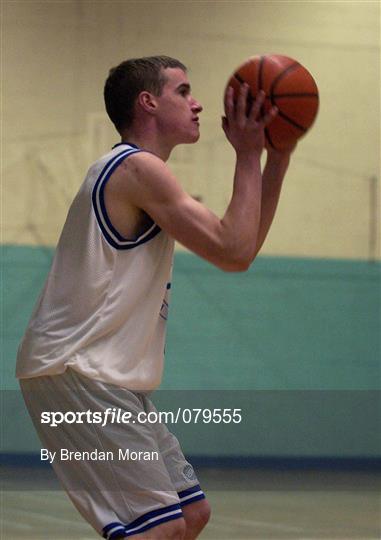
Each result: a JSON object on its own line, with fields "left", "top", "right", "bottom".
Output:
{"left": 2, "top": 1, "right": 380, "bottom": 459}
{"left": 3, "top": 0, "right": 380, "bottom": 258}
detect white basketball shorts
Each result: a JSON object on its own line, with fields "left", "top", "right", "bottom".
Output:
{"left": 20, "top": 368, "right": 205, "bottom": 538}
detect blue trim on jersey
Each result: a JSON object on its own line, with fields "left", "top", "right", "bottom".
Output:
{"left": 103, "top": 521, "right": 122, "bottom": 534}
{"left": 125, "top": 503, "right": 182, "bottom": 531}
{"left": 92, "top": 147, "right": 161, "bottom": 250}
{"left": 112, "top": 142, "right": 139, "bottom": 149}
{"left": 102, "top": 503, "right": 183, "bottom": 538}
{"left": 102, "top": 522, "right": 126, "bottom": 539}
{"left": 178, "top": 484, "right": 206, "bottom": 507}
{"left": 180, "top": 492, "right": 206, "bottom": 507}
{"left": 109, "top": 530, "right": 127, "bottom": 539}
{"left": 178, "top": 484, "right": 202, "bottom": 498}
{"left": 124, "top": 513, "right": 182, "bottom": 536}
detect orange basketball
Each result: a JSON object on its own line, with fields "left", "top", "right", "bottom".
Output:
{"left": 226, "top": 54, "right": 319, "bottom": 150}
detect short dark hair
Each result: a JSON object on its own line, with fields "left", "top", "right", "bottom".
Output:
{"left": 104, "top": 55, "right": 187, "bottom": 132}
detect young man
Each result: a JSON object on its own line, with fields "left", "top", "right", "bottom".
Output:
{"left": 16, "top": 56, "right": 293, "bottom": 539}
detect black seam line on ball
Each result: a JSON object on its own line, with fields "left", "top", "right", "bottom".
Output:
{"left": 277, "top": 110, "right": 307, "bottom": 132}
{"left": 270, "top": 62, "right": 300, "bottom": 96}
{"left": 234, "top": 73, "right": 244, "bottom": 84}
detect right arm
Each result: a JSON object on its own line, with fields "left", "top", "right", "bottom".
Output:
{"left": 112, "top": 86, "right": 277, "bottom": 271}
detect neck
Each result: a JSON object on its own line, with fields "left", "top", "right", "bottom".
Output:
{"left": 120, "top": 126, "right": 173, "bottom": 162}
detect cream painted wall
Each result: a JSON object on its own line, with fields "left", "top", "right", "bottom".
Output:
{"left": 2, "top": 0, "right": 380, "bottom": 259}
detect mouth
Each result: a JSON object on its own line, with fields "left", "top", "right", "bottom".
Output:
{"left": 192, "top": 117, "right": 200, "bottom": 125}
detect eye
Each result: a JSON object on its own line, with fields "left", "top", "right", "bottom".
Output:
{"left": 178, "top": 85, "right": 191, "bottom": 97}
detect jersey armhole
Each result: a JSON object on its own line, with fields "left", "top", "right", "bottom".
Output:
{"left": 91, "top": 148, "right": 161, "bottom": 250}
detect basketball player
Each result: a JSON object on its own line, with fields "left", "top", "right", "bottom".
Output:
{"left": 16, "top": 56, "right": 294, "bottom": 539}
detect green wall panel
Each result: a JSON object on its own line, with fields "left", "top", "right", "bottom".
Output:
{"left": 1, "top": 245, "right": 380, "bottom": 456}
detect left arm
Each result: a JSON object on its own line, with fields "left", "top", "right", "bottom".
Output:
{"left": 253, "top": 147, "right": 294, "bottom": 257}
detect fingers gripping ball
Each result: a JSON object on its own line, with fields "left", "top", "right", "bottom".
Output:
{"left": 226, "top": 55, "right": 319, "bottom": 150}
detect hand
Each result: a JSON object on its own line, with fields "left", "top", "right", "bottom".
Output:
{"left": 222, "top": 84, "right": 278, "bottom": 157}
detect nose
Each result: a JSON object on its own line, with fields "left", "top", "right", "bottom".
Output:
{"left": 191, "top": 98, "right": 203, "bottom": 114}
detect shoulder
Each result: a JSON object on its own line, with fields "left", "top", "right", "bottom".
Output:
{"left": 119, "top": 151, "right": 167, "bottom": 177}
{"left": 105, "top": 151, "right": 160, "bottom": 195}
{"left": 116, "top": 151, "right": 178, "bottom": 197}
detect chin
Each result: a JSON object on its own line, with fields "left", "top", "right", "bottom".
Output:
{"left": 173, "top": 128, "right": 200, "bottom": 146}
{"left": 187, "top": 130, "right": 200, "bottom": 143}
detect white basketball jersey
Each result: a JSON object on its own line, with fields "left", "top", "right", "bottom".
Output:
{"left": 16, "top": 144, "right": 175, "bottom": 390}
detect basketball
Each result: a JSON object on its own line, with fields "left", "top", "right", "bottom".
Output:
{"left": 226, "top": 54, "right": 319, "bottom": 150}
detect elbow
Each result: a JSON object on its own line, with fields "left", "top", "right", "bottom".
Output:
{"left": 218, "top": 253, "right": 256, "bottom": 273}
{"left": 230, "top": 258, "right": 254, "bottom": 273}
{"left": 226, "top": 263, "right": 250, "bottom": 273}
{"left": 227, "top": 244, "right": 258, "bottom": 272}
{"left": 210, "top": 237, "right": 258, "bottom": 272}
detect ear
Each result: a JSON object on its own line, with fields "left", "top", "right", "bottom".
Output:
{"left": 137, "top": 91, "right": 158, "bottom": 115}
